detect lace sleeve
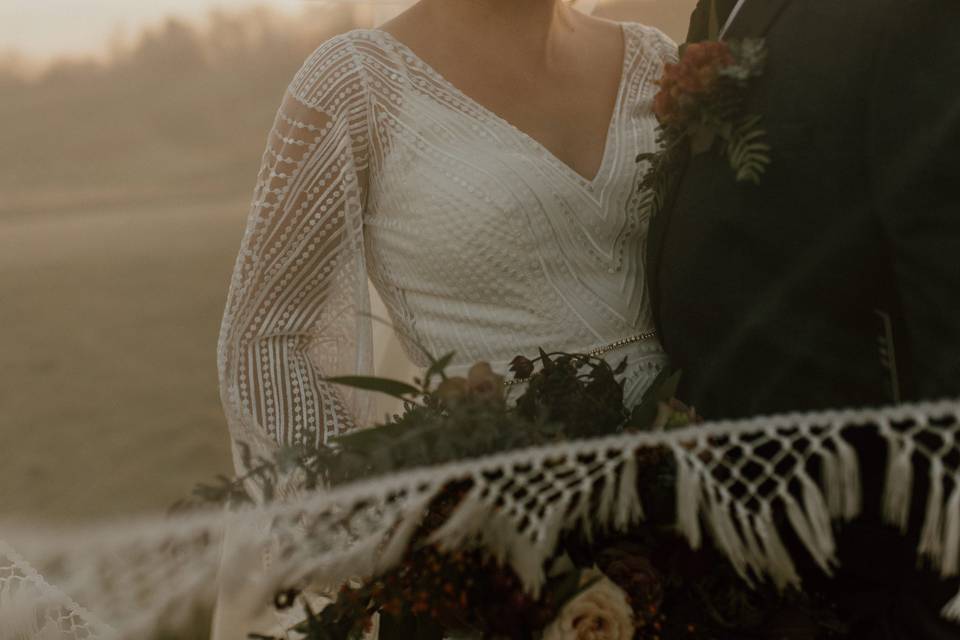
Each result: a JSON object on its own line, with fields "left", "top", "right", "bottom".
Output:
{"left": 217, "top": 35, "right": 375, "bottom": 473}
{"left": 636, "top": 22, "right": 679, "bottom": 66}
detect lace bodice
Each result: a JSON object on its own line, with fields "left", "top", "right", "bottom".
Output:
{"left": 217, "top": 23, "right": 677, "bottom": 467}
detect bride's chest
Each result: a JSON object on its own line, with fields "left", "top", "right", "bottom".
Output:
{"left": 366, "top": 88, "right": 652, "bottom": 225}
{"left": 363, "top": 102, "right": 654, "bottom": 283}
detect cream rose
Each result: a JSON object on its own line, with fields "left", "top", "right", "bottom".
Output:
{"left": 465, "top": 361, "right": 504, "bottom": 403}
{"left": 543, "top": 568, "right": 635, "bottom": 640}
{"left": 433, "top": 361, "right": 505, "bottom": 406}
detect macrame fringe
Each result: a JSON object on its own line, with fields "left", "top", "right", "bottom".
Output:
{"left": 670, "top": 426, "right": 868, "bottom": 591}
{"left": 880, "top": 423, "right": 960, "bottom": 589}
{"left": 672, "top": 444, "right": 703, "bottom": 550}
{"left": 822, "top": 434, "right": 861, "bottom": 521}
{"left": 3, "top": 400, "right": 958, "bottom": 636}
{"left": 429, "top": 454, "right": 645, "bottom": 596}
{"left": 751, "top": 502, "right": 800, "bottom": 590}
{"left": 431, "top": 475, "right": 555, "bottom": 593}
{"left": 943, "top": 588, "right": 960, "bottom": 622}
{"left": 919, "top": 458, "right": 947, "bottom": 565}
{"left": 615, "top": 454, "right": 644, "bottom": 530}
{"left": 291, "top": 491, "right": 437, "bottom": 601}
{"left": 882, "top": 427, "right": 915, "bottom": 532}
{"left": 0, "top": 541, "right": 117, "bottom": 640}
{"left": 942, "top": 482, "right": 960, "bottom": 577}
{"left": 784, "top": 473, "right": 836, "bottom": 575}
{"left": 673, "top": 444, "right": 805, "bottom": 590}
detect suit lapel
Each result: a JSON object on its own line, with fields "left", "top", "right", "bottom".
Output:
{"left": 647, "top": 1, "right": 709, "bottom": 332}
{"left": 646, "top": 148, "right": 689, "bottom": 336}
{"left": 647, "top": 0, "right": 793, "bottom": 332}
{"left": 722, "top": 0, "right": 792, "bottom": 40}
{"left": 686, "top": 0, "right": 711, "bottom": 44}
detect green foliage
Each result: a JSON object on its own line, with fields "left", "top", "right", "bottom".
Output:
{"left": 180, "top": 350, "right": 676, "bottom": 512}
{"left": 626, "top": 366, "right": 682, "bottom": 431}
{"left": 726, "top": 115, "right": 772, "bottom": 184}
{"left": 308, "top": 350, "right": 651, "bottom": 487}
{"left": 636, "top": 127, "right": 687, "bottom": 222}
{"left": 637, "top": 38, "right": 771, "bottom": 221}
{"left": 325, "top": 401, "right": 562, "bottom": 484}
{"left": 323, "top": 375, "right": 421, "bottom": 400}
{"left": 721, "top": 38, "right": 768, "bottom": 82}
{"left": 513, "top": 351, "right": 630, "bottom": 440}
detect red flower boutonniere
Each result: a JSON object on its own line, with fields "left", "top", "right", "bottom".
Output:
{"left": 638, "top": 39, "right": 771, "bottom": 219}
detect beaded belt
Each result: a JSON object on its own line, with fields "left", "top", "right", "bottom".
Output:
{"left": 504, "top": 330, "right": 658, "bottom": 386}
{"left": 585, "top": 329, "right": 658, "bottom": 357}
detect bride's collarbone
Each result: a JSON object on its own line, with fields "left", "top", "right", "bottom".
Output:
{"left": 382, "top": 38, "right": 625, "bottom": 180}
{"left": 375, "top": 8, "right": 628, "bottom": 178}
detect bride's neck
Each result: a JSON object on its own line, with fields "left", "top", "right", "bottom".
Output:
{"left": 419, "top": 0, "right": 577, "bottom": 53}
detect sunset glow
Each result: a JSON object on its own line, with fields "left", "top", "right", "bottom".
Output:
{"left": 0, "top": 0, "right": 307, "bottom": 61}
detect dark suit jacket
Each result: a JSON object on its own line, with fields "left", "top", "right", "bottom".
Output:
{"left": 648, "top": 0, "right": 960, "bottom": 421}
{"left": 647, "top": 1, "right": 960, "bottom": 637}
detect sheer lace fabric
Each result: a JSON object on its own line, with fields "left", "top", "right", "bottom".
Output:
{"left": 217, "top": 24, "right": 678, "bottom": 475}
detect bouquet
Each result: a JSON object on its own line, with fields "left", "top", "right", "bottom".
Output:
{"left": 183, "top": 349, "right": 843, "bottom": 640}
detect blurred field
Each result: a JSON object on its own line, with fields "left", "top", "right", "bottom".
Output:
{"left": 0, "top": 199, "right": 245, "bottom": 522}
{"left": 0, "top": 1, "right": 694, "bottom": 525}
{"left": 0, "top": 5, "right": 356, "bottom": 526}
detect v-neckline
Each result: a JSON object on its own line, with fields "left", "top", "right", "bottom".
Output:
{"left": 368, "top": 24, "right": 632, "bottom": 191}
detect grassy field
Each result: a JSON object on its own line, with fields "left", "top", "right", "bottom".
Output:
{"left": 0, "top": 200, "right": 243, "bottom": 523}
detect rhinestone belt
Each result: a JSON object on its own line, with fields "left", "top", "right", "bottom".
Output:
{"left": 586, "top": 329, "right": 658, "bottom": 357}
{"left": 504, "top": 330, "right": 658, "bottom": 386}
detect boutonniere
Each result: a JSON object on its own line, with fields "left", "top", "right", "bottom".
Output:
{"left": 637, "top": 39, "right": 771, "bottom": 220}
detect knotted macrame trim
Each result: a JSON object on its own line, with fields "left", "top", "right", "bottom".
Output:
{"left": 2, "top": 399, "right": 959, "bottom": 639}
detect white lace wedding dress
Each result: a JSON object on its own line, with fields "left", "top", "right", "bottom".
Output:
{"left": 213, "top": 21, "right": 676, "bottom": 637}
{"left": 218, "top": 21, "right": 676, "bottom": 458}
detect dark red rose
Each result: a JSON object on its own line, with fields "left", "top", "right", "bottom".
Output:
{"left": 653, "top": 41, "right": 735, "bottom": 127}
{"left": 509, "top": 355, "right": 535, "bottom": 380}
{"left": 596, "top": 545, "right": 664, "bottom": 616}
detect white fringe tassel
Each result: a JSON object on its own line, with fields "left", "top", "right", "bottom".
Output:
{"left": 943, "top": 589, "right": 960, "bottom": 622}
{"left": 882, "top": 427, "right": 916, "bottom": 532}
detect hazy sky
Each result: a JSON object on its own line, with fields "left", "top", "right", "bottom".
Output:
{"left": 0, "top": 1, "right": 318, "bottom": 61}
{"left": 1, "top": 1, "right": 630, "bottom": 63}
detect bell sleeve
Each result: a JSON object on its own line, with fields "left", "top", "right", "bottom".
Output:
{"left": 217, "top": 36, "right": 375, "bottom": 476}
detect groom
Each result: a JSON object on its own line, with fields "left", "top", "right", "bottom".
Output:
{"left": 647, "top": 0, "right": 960, "bottom": 637}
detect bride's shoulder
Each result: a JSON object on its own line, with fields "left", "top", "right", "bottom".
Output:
{"left": 620, "top": 21, "right": 679, "bottom": 65}
{"left": 300, "top": 28, "right": 399, "bottom": 67}
{"left": 288, "top": 30, "right": 386, "bottom": 110}
{"left": 293, "top": 29, "right": 401, "bottom": 88}
{"left": 295, "top": 30, "right": 373, "bottom": 78}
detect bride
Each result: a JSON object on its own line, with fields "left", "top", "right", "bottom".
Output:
{"left": 218, "top": 0, "right": 676, "bottom": 459}
{"left": 214, "top": 0, "right": 675, "bottom": 634}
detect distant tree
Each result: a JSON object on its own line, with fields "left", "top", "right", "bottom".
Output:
{"left": 131, "top": 18, "right": 207, "bottom": 75}
{"left": 0, "top": 50, "right": 28, "bottom": 89}
{"left": 39, "top": 57, "right": 103, "bottom": 87}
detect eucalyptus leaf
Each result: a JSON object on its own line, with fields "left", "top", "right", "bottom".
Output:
{"left": 547, "top": 568, "right": 583, "bottom": 610}
{"left": 653, "top": 369, "right": 683, "bottom": 403}
{"left": 324, "top": 375, "right": 420, "bottom": 399}
{"left": 550, "top": 570, "right": 605, "bottom": 613}
{"left": 425, "top": 351, "right": 456, "bottom": 383}
{"left": 627, "top": 367, "right": 682, "bottom": 431}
